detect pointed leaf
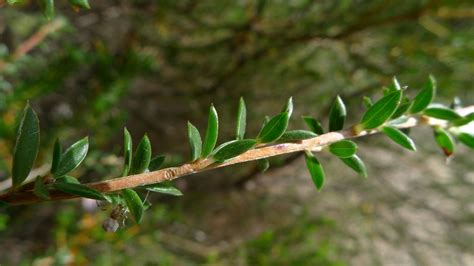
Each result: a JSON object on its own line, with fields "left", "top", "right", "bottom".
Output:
{"left": 410, "top": 75, "right": 436, "bottom": 113}
{"left": 130, "top": 135, "right": 152, "bottom": 175}
{"left": 235, "top": 97, "right": 247, "bottom": 140}
{"left": 187, "top": 122, "right": 202, "bottom": 161}
{"left": 329, "top": 140, "right": 357, "bottom": 158}
{"left": 304, "top": 151, "right": 325, "bottom": 191}
{"left": 149, "top": 155, "right": 166, "bottom": 171}
{"left": 328, "top": 95, "right": 346, "bottom": 131}
{"left": 34, "top": 176, "right": 50, "bottom": 200}
{"left": 457, "top": 133, "right": 474, "bottom": 149}
{"left": 12, "top": 103, "right": 40, "bottom": 187}
{"left": 340, "top": 155, "right": 368, "bottom": 178}
{"left": 212, "top": 139, "right": 257, "bottom": 162}
{"left": 424, "top": 107, "right": 461, "bottom": 121}
{"left": 122, "top": 128, "right": 132, "bottom": 176}
{"left": 145, "top": 183, "right": 183, "bottom": 196}
{"left": 50, "top": 138, "right": 62, "bottom": 174}
{"left": 122, "top": 188, "right": 144, "bottom": 224}
{"left": 54, "top": 137, "right": 89, "bottom": 177}
{"left": 360, "top": 90, "right": 402, "bottom": 130}
{"left": 382, "top": 126, "right": 416, "bottom": 151}
{"left": 281, "top": 97, "right": 293, "bottom": 118}
{"left": 54, "top": 182, "right": 105, "bottom": 200}
{"left": 302, "top": 116, "right": 324, "bottom": 135}
{"left": 257, "top": 112, "right": 289, "bottom": 143}
{"left": 279, "top": 130, "right": 317, "bottom": 142}
{"left": 434, "top": 128, "right": 455, "bottom": 157}
{"left": 201, "top": 105, "right": 219, "bottom": 157}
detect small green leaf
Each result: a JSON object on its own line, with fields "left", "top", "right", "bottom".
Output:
{"left": 457, "top": 133, "right": 474, "bottom": 149}
{"left": 187, "top": 122, "right": 202, "bottom": 161}
{"left": 235, "top": 97, "right": 247, "bottom": 140}
{"left": 340, "top": 155, "right": 368, "bottom": 178}
{"left": 212, "top": 139, "right": 257, "bottom": 162}
{"left": 409, "top": 75, "right": 436, "bottom": 113}
{"left": 12, "top": 103, "right": 40, "bottom": 187}
{"left": 68, "top": 0, "right": 90, "bottom": 9}
{"left": 130, "top": 135, "right": 152, "bottom": 175}
{"left": 257, "top": 112, "right": 289, "bottom": 143}
{"left": 434, "top": 128, "right": 455, "bottom": 157}
{"left": 34, "top": 176, "right": 50, "bottom": 200}
{"left": 360, "top": 90, "right": 402, "bottom": 130}
{"left": 201, "top": 105, "right": 219, "bottom": 157}
{"left": 55, "top": 175, "right": 80, "bottom": 184}
{"left": 122, "top": 189, "right": 144, "bottom": 224}
{"left": 279, "top": 130, "right": 317, "bottom": 142}
{"left": 328, "top": 95, "right": 346, "bottom": 132}
{"left": 382, "top": 126, "right": 416, "bottom": 151}
{"left": 122, "top": 128, "right": 132, "bottom": 176}
{"left": 391, "top": 97, "right": 412, "bottom": 119}
{"left": 363, "top": 96, "right": 373, "bottom": 109}
{"left": 53, "top": 137, "right": 89, "bottom": 177}
{"left": 149, "top": 155, "right": 166, "bottom": 171}
{"left": 451, "top": 113, "right": 474, "bottom": 127}
{"left": 424, "top": 107, "right": 461, "bottom": 121}
{"left": 328, "top": 140, "right": 357, "bottom": 158}
{"left": 304, "top": 151, "right": 325, "bottom": 191}
{"left": 145, "top": 183, "right": 183, "bottom": 196}
{"left": 302, "top": 116, "right": 324, "bottom": 135}
{"left": 42, "top": 0, "right": 54, "bottom": 20}
{"left": 54, "top": 182, "right": 105, "bottom": 200}
{"left": 281, "top": 97, "right": 293, "bottom": 118}
{"left": 50, "top": 138, "right": 62, "bottom": 174}
{"left": 257, "top": 159, "right": 270, "bottom": 173}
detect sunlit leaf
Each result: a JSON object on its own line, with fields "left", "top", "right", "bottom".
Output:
{"left": 360, "top": 90, "right": 402, "bottom": 130}
{"left": 187, "top": 122, "right": 202, "bottom": 161}
{"left": 235, "top": 97, "right": 247, "bottom": 140}
{"left": 257, "top": 112, "right": 289, "bottom": 143}
{"left": 281, "top": 97, "right": 293, "bottom": 118}
{"left": 382, "top": 126, "right": 416, "bottom": 151}
{"left": 53, "top": 137, "right": 89, "bottom": 177}
{"left": 410, "top": 75, "right": 436, "bottom": 113}
{"left": 328, "top": 95, "right": 346, "bottom": 132}
{"left": 201, "top": 105, "right": 219, "bottom": 157}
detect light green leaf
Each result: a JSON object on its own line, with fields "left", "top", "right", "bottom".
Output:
{"left": 434, "top": 128, "right": 455, "bottom": 157}
{"left": 122, "top": 127, "right": 132, "bottom": 176}
{"left": 54, "top": 182, "right": 105, "bottom": 200}
{"left": 257, "top": 112, "right": 289, "bottom": 143}
{"left": 201, "top": 105, "right": 219, "bottom": 157}
{"left": 50, "top": 138, "right": 61, "bottom": 174}
{"left": 145, "top": 183, "right": 183, "bottom": 196}
{"left": 149, "top": 155, "right": 166, "bottom": 171}
{"left": 360, "top": 90, "right": 402, "bottom": 130}
{"left": 304, "top": 151, "right": 325, "bottom": 191}
{"left": 130, "top": 134, "right": 152, "bottom": 175}
{"left": 212, "top": 139, "right": 256, "bottom": 162}
{"left": 187, "top": 122, "right": 202, "bottom": 161}
{"left": 302, "top": 116, "right": 324, "bottom": 135}
{"left": 34, "top": 176, "right": 50, "bottom": 200}
{"left": 53, "top": 137, "right": 89, "bottom": 177}
{"left": 382, "top": 126, "right": 416, "bottom": 151}
{"left": 340, "top": 155, "right": 368, "bottom": 178}
{"left": 457, "top": 133, "right": 474, "bottom": 149}
{"left": 122, "top": 189, "right": 144, "bottom": 224}
{"left": 12, "top": 103, "right": 40, "bottom": 188}
{"left": 329, "top": 140, "right": 357, "bottom": 158}
{"left": 235, "top": 97, "right": 247, "bottom": 140}
{"left": 279, "top": 130, "right": 317, "bottom": 142}
{"left": 328, "top": 95, "right": 346, "bottom": 132}
{"left": 424, "top": 107, "right": 461, "bottom": 121}
{"left": 410, "top": 75, "right": 436, "bottom": 113}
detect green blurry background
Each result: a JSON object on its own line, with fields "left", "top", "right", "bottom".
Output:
{"left": 0, "top": 0, "right": 473, "bottom": 265}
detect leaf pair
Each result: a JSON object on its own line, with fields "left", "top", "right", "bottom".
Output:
{"left": 188, "top": 105, "right": 219, "bottom": 161}
{"left": 122, "top": 128, "right": 152, "bottom": 176}
{"left": 51, "top": 137, "right": 89, "bottom": 177}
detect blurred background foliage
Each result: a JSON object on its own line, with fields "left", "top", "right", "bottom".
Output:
{"left": 0, "top": 0, "right": 473, "bottom": 265}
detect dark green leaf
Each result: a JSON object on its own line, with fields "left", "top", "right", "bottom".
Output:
{"left": 360, "top": 90, "right": 402, "bottom": 130}
{"left": 328, "top": 95, "right": 346, "bottom": 131}
{"left": 424, "top": 107, "right": 461, "bottom": 121}
{"left": 145, "top": 183, "right": 183, "bottom": 196}
{"left": 302, "top": 116, "right": 324, "bottom": 135}
{"left": 54, "top": 182, "right": 105, "bottom": 200}
{"left": 457, "top": 133, "right": 474, "bottom": 149}
{"left": 50, "top": 138, "right": 61, "bottom": 174}
{"left": 53, "top": 137, "right": 89, "bottom": 177}
{"left": 279, "top": 130, "right": 317, "bottom": 142}
{"left": 122, "top": 127, "right": 132, "bottom": 176}
{"left": 304, "top": 151, "right": 325, "bottom": 191}
{"left": 235, "top": 97, "right": 247, "bottom": 140}
{"left": 212, "top": 139, "right": 257, "bottom": 162}
{"left": 201, "top": 105, "right": 219, "bottom": 157}
{"left": 340, "top": 155, "right": 368, "bottom": 178}
{"left": 34, "top": 176, "right": 50, "bottom": 200}
{"left": 281, "top": 97, "right": 293, "bottom": 118}
{"left": 55, "top": 175, "right": 80, "bottom": 184}
{"left": 328, "top": 140, "right": 357, "bottom": 158}
{"left": 42, "top": 0, "right": 54, "bottom": 20}
{"left": 130, "top": 135, "right": 152, "bottom": 175}
{"left": 410, "top": 75, "right": 436, "bottom": 113}
{"left": 257, "top": 112, "right": 289, "bottom": 143}
{"left": 12, "top": 103, "right": 40, "bottom": 187}
{"left": 149, "top": 155, "right": 166, "bottom": 171}
{"left": 68, "top": 0, "right": 90, "bottom": 9}
{"left": 122, "top": 189, "right": 144, "bottom": 224}
{"left": 382, "top": 126, "right": 416, "bottom": 151}
{"left": 434, "top": 128, "right": 455, "bottom": 157}
{"left": 257, "top": 159, "right": 270, "bottom": 173}
{"left": 187, "top": 122, "right": 202, "bottom": 161}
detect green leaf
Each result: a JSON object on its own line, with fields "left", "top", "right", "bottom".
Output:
{"left": 457, "top": 133, "right": 474, "bottom": 149}
{"left": 122, "top": 128, "right": 132, "bottom": 176}
{"left": 68, "top": 0, "right": 90, "bottom": 9}
{"left": 434, "top": 128, "right": 455, "bottom": 157}
{"left": 424, "top": 107, "right": 461, "bottom": 121}
{"left": 340, "top": 155, "right": 368, "bottom": 178}
{"left": 149, "top": 155, "right": 166, "bottom": 171}
{"left": 145, "top": 183, "right": 183, "bottom": 196}
{"left": 391, "top": 97, "right": 412, "bottom": 119}
{"left": 212, "top": 139, "right": 257, "bottom": 162}
{"left": 279, "top": 130, "right": 318, "bottom": 142}
{"left": 409, "top": 75, "right": 436, "bottom": 113}
{"left": 360, "top": 90, "right": 402, "bottom": 130}
{"left": 54, "top": 182, "right": 105, "bottom": 200}
{"left": 382, "top": 126, "right": 416, "bottom": 151}
{"left": 257, "top": 159, "right": 270, "bottom": 173}
{"left": 304, "top": 151, "right": 325, "bottom": 191}
{"left": 302, "top": 116, "right": 324, "bottom": 135}
{"left": 235, "top": 97, "right": 247, "bottom": 140}
{"left": 451, "top": 113, "right": 474, "bottom": 127}
{"left": 187, "top": 122, "right": 202, "bottom": 161}
{"left": 42, "top": 0, "right": 54, "bottom": 20}
{"left": 281, "top": 97, "right": 293, "bottom": 118}
{"left": 130, "top": 135, "right": 152, "bottom": 175}
{"left": 257, "top": 112, "right": 289, "bottom": 143}
{"left": 34, "top": 176, "right": 50, "bottom": 200}
{"left": 12, "top": 103, "right": 40, "bottom": 188}
{"left": 53, "top": 137, "right": 89, "bottom": 177}
{"left": 50, "top": 138, "right": 62, "bottom": 174}
{"left": 55, "top": 175, "right": 80, "bottom": 184}
{"left": 328, "top": 95, "right": 346, "bottom": 131}
{"left": 201, "top": 105, "right": 219, "bottom": 157}
{"left": 363, "top": 96, "right": 373, "bottom": 109}
{"left": 122, "top": 189, "right": 144, "bottom": 224}
{"left": 328, "top": 140, "right": 357, "bottom": 158}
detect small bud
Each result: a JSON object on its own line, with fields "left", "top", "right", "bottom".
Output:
{"left": 102, "top": 218, "right": 119, "bottom": 232}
